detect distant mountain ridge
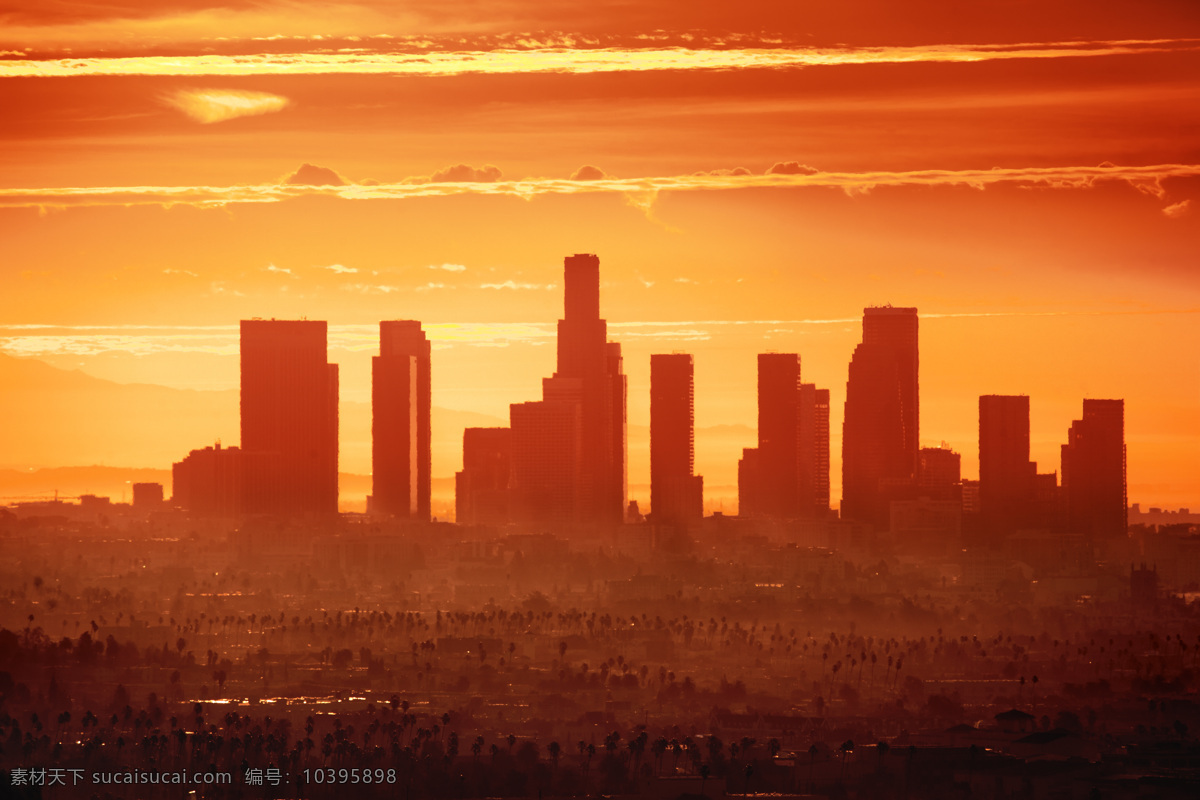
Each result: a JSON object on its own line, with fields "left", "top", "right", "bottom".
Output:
{"left": 0, "top": 353, "right": 503, "bottom": 476}
{"left": 0, "top": 353, "right": 751, "bottom": 496}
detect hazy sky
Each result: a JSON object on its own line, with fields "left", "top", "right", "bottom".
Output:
{"left": 2, "top": 0, "right": 1198, "bottom": 507}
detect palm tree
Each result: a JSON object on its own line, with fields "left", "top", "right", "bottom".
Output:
{"left": 629, "top": 731, "right": 647, "bottom": 775}
{"left": 651, "top": 736, "right": 668, "bottom": 773}
{"left": 839, "top": 739, "right": 854, "bottom": 784}
{"left": 706, "top": 735, "right": 723, "bottom": 766}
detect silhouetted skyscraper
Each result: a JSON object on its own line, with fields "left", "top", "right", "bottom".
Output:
{"left": 756, "top": 353, "right": 802, "bottom": 517}
{"left": 173, "top": 443, "right": 243, "bottom": 517}
{"left": 979, "top": 394, "right": 1035, "bottom": 539}
{"left": 800, "top": 383, "right": 831, "bottom": 515}
{"left": 1062, "top": 399, "right": 1126, "bottom": 540}
{"left": 919, "top": 445, "right": 961, "bottom": 492}
{"left": 759, "top": 353, "right": 802, "bottom": 516}
{"left": 455, "top": 427, "right": 511, "bottom": 527}
{"left": 132, "top": 482, "right": 164, "bottom": 509}
{"left": 505, "top": 254, "right": 627, "bottom": 528}
{"left": 510, "top": 391, "right": 583, "bottom": 527}
{"left": 842, "top": 306, "right": 919, "bottom": 527}
{"left": 650, "top": 353, "right": 703, "bottom": 525}
{"left": 370, "top": 321, "right": 431, "bottom": 520}
{"left": 240, "top": 320, "right": 338, "bottom": 516}
{"left": 738, "top": 447, "right": 763, "bottom": 518}
{"left": 739, "top": 355, "right": 829, "bottom": 519}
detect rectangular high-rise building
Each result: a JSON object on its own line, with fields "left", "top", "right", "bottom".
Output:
{"left": 842, "top": 306, "right": 919, "bottom": 527}
{"left": 456, "top": 427, "right": 511, "bottom": 527}
{"left": 370, "top": 321, "right": 431, "bottom": 519}
{"left": 738, "top": 447, "right": 763, "bottom": 518}
{"left": 240, "top": 320, "right": 338, "bottom": 516}
{"left": 919, "top": 445, "right": 961, "bottom": 491}
{"left": 650, "top": 353, "right": 703, "bottom": 525}
{"left": 739, "top": 355, "right": 829, "bottom": 520}
{"left": 1062, "top": 399, "right": 1126, "bottom": 540}
{"left": 132, "top": 482, "right": 164, "bottom": 509}
{"left": 172, "top": 443, "right": 243, "bottom": 517}
{"left": 800, "top": 383, "right": 831, "bottom": 515}
{"left": 979, "top": 394, "right": 1036, "bottom": 539}
{"left": 509, "top": 392, "right": 583, "bottom": 528}
{"left": 757, "top": 353, "right": 802, "bottom": 518}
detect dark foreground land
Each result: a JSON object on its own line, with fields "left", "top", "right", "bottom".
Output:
{"left": 1, "top": 508, "right": 1198, "bottom": 798}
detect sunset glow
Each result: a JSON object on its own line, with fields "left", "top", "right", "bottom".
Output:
{"left": 6, "top": 39, "right": 1199, "bottom": 79}
{"left": 2, "top": 0, "right": 1198, "bottom": 508}
{"left": 4, "top": 4, "right": 1200, "bottom": 797}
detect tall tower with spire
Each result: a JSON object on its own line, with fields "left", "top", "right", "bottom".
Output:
{"left": 508, "top": 254, "right": 627, "bottom": 527}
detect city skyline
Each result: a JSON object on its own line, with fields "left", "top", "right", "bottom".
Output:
{"left": 3, "top": 5, "right": 1200, "bottom": 796}
{"left": 174, "top": 287, "right": 1127, "bottom": 530}
{"left": 0, "top": 285, "right": 1195, "bottom": 514}
{"left": 1, "top": 0, "right": 1198, "bottom": 512}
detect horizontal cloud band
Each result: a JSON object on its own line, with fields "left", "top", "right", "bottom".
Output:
{"left": 3, "top": 163, "right": 1197, "bottom": 209}
{"left": 2, "top": 39, "right": 1197, "bottom": 78}
{"left": 5, "top": 310, "right": 1196, "bottom": 359}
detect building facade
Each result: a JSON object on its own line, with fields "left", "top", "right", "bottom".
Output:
{"left": 738, "top": 354, "right": 830, "bottom": 520}
{"left": 172, "top": 443, "right": 244, "bottom": 517}
{"left": 979, "top": 394, "right": 1036, "bottom": 540}
{"left": 455, "top": 427, "right": 511, "bottom": 526}
{"left": 472, "top": 254, "right": 628, "bottom": 530}
{"left": 650, "top": 353, "right": 703, "bottom": 525}
{"left": 1062, "top": 398, "right": 1126, "bottom": 541}
{"left": 240, "top": 320, "right": 339, "bottom": 516}
{"left": 842, "top": 306, "right": 919, "bottom": 527}
{"left": 370, "top": 320, "right": 431, "bottom": 519}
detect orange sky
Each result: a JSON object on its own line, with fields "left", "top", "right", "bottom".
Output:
{"left": 1, "top": 0, "right": 1198, "bottom": 509}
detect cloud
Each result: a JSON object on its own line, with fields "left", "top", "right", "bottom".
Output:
{"left": 162, "top": 88, "right": 289, "bottom": 124}
{"left": 281, "top": 163, "right": 346, "bottom": 186}
{"left": 697, "top": 167, "right": 752, "bottom": 176}
{"left": 6, "top": 163, "right": 1200, "bottom": 209}
{"left": 7, "top": 313, "right": 1196, "bottom": 362}
{"left": 571, "top": 165, "right": 607, "bottom": 181}
{"left": 1163, "top": 199, "right": 1192, "bottom": 218}
{"left": 767, "top": 161, "right": 820, "bottom": 175}
{"left": 480, "top": 281, "right": 555, "bottom": 290}
{"left": 414, "top": 282, "right": 448, "bottom": 291}
{"left": 5, "top": 39, "right": 1198, "bottom": 78}
{"left": 429, "top": 263, "right": 467, "bottom": 272}
{"left": 344, "top": 283, "right": 400, "bottom": 294}
{"left": 623, "top": 189, "right": 681, "bottom": 233}
{"left": 426, "top": 164, "right": 502, "bottom": 183}
{"left": 321, "top": 264, "right": 357, "bottom": 274}
{"left": 264, "top": 264, "right": 292, "bottom": 275}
